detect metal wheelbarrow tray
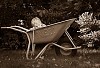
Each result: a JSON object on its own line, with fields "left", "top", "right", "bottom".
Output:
{"left": 1, "top": 18, "right": 81, "bottom": 59}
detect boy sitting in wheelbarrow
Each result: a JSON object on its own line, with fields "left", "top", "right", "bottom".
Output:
{"left": 30, "top": 17, "right": 46, "bottom": 30}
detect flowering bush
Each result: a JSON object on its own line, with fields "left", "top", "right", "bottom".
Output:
{"left": 75, "top": 12, "right": 100, "bottom": 47}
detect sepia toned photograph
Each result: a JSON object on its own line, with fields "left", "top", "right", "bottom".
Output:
{"left": 0, "top": 0, "right": 100, "bottom": 68}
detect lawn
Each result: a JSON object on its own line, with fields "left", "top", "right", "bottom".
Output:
{"left": 0, "top": 47, "right": 100, "bottom": 68}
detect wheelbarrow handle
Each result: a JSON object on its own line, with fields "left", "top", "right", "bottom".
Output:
{"left": 10, "top": 26, "right": 29, "bottom": 32}
{"left": 1, "top": 27, "right": 11, "bottom": 29}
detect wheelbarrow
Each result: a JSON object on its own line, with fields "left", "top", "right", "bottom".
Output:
{"left": 1, "top": 18, "right": 81, "bottom": 59}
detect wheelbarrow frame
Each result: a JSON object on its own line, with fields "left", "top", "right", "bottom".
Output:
{"left": 1, "top": 18, "right": 81, "bottom": 60}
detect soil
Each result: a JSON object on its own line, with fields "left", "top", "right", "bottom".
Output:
{"left": 0, "top": 47, "right": 100, "bottom": 68}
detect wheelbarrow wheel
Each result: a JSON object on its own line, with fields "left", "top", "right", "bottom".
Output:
{"left": 55, "top": 43, "right": 77, "bottom": 57}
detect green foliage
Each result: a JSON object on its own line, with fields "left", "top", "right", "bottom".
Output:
{"left": 76, "top": 12, "right": 100, "bottom": 47}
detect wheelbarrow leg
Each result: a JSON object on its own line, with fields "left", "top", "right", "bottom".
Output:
{"left": 31, "top": 44, "right": 36, "bottom": 56}
{"left": 26, "top": 33, "right": 31, "bottom": 59}
{"left": 26, "top": 42, "right": 31, "bottom": 59}
{"left": 35, "top": 44, "right": 50, "bottom": 60}
{"left": 31, "top": 27, "right": 35, "bottom": 56}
